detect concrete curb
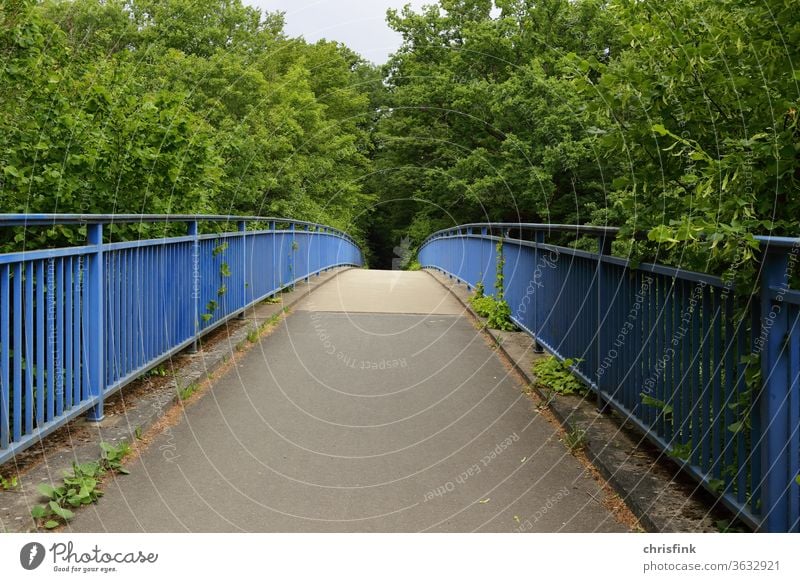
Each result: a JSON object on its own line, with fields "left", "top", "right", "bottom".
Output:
{"left": 424, "top": 268, "right": 737, "bottom": 533}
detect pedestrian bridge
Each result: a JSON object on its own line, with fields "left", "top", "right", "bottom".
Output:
{"left": 0, "top": 215, "right": 798, "bottom": 532}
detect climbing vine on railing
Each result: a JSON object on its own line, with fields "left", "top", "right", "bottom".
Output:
{"left": 466, "top": 238, "right": 516, "bottom": 331}
{"left": 487, "top": 237, "right": 516, "bottom": 331}
{"left": 201, "top": 242, "right": 233, "bottom": 323}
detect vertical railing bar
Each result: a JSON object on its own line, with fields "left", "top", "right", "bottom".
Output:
{"left": 112, "top": 251, "right": 119, "bottom": 385}
{"left": 64, "top": 257, "right": 73, "bottom": 410}
{"left": 655, "top": 275, "right": 666, "bottom": 437}
{"left": 723, "top": 294, "right": 736, "bottom": 489}
{"left": 750, "top": 297, "right": 762, "bottom": 515}
{"left": 24, "top": 261, "right": 34, "bottom": 435}
{"left": 758, "top": 248, "right": 791, "bottom": 531}
{"left": 12, "top": 263, "right": 23, "bottom": 442}
{"left": 787, "top": 306, "right": 800, "bottom": 532}
{"left": 699, "top": 288, "right": 712, "bottom": 469}
{"left": 641, "top": 271, "right": 651, "bottom": 427}
{"left": 123, "top": 249, "right": 130, "bottom": 381}
{"left": 711, "top": 289, "right": 723, "bottom": 478}
{"left": 85, "top": 223, "right": 104, "bottom": 422}
{"left": 35, "top": 261, "right": 45, "bottom": 427}
{"left": 735, "top": 306, "right": 748, "bottom": 504}
{"left": 680, "top": 279, "right": 692, "bottom": 448}
{"left": 663, "top": 277, "right": 676, "bottom": 443}
{"left": 690, "top": 281, "right": 702, "bottom": 467}
{"left": 72, "top": 257, "right": 81, "bottom": 407}
{"left": 46, "top": 258, "right": 54, "bottom": 423}
{"left": 0, "top": 265, "right": 10, "bottom": 449}
{"left": 239, "top": 220, "right": 247, "bottom": 316}
{"left": 55, "top": 258, "right": 64, "bottom": 417}
{"left": 188, "top": 221, "right": 199, "bottom": 353}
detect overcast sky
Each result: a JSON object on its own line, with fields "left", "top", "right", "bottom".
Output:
{"left": 247, "top": 1, "right": 430, "bottom": 64}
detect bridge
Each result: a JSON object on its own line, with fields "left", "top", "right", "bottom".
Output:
{"left": 0, "top": 215, "right": 798, "bottom": 532}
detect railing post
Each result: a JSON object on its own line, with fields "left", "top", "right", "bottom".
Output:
{"left": 86, "top": 223, "right": 105, "bottom": 422}
{"left": 758, "top": 246, "right": 791, "bottom": 531}
{"left": 532, "top": 230, "right": 545, "bottom": 353}
{"left": 290, "top": 223, "right": 296, "bottom": 284}
{"left": 304, "top": 225, "right": 311, "bottom": 283}
{"left": 480, "top": 227, "right": 488, "bottom": 288}
{"left": 596, "top": 234, "right": 613, "bottom": 413}
{"left": 238, "top": 220, "right": 246, "bottom": 318}
{"left": 188, "top": 220, "right": 200, "bottom": 353}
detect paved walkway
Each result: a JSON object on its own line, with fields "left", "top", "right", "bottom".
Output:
{"left": 70, "top": 270, "right": 626, "bottom": 532}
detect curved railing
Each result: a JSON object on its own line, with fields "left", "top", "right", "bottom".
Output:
{"left": 0, "top": 215, "right": 362, "bottom": 464}
{"left": 420, "top": 223, "right": 800, "bottom": 533}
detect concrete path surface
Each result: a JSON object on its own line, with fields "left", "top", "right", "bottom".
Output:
{"left": 69, "top": 269, "right": 627, "bottom": 532}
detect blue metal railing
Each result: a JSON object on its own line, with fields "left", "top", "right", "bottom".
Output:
{"left": 419, "top": 223, "right": 800, "bottom": 532}
{"left": 0, "top": 215, "right": 362, "bottom": 464}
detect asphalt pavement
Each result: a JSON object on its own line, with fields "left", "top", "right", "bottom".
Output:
{"left": 69, "top": 270, "right": 627, "bottom": 532}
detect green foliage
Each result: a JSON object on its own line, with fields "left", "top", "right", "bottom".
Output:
{"left": 468, "top": 292, "right": 515, "bottom": 330}
{"left": 1, "top": 0, "right": 378, "bottom": 250}
{"left": 31, "top": 441, "right": 131, "bottom": 529}
{"left": 481, "top": 237, "right": 517, "bottom": 331}
{"left": 100, "top": 441, "right": 132, "bottom": 474}
{"left": 144, "top": 364, "right": 169, "bottom": 378}
{"left": 640, "top": 394, "right": 674, "bottom": 419}
{"left": 467, "top": 239, "right": 516, "bottom": 329}
{"left": 563, "top": 428, "right": 588, "bottom": 453}
{"left": 178, "top": 382, "right": 200, "bottom": 401}
{"left": 487, "top": 298, "right": 515, "bottom": 331}
{"left": 405, "top": 260, "right": 422, "bottom": 271}
{"left": 1, "top": 474, "right": 19, "bottom": 490}
{"left": 532, "top": 357, "right": 588, "bottom": 396}
{"left": 469, "top": 294, "right": 495, "bottom": 317}
{"left": 669, "top": 441, "right": 693, "bottom": 462}
{"left": 370, "top": 0, "right": 799, "bottom": 279}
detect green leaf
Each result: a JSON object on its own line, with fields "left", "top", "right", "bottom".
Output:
{"left": 31, "top": 505, "right": 48, "bottom": 519}
{"left": 44, "top": 520, "right": 60, "bottom": 529}
{"left": 49, "top": 501, "right": 74, "bottom": 521}
{"left": 647, "top": 225, "right": 678, "bottom": 244}
{"left": 37, "top": 483, "right": 56, "bottom": 499}
{"left": 3, "top": 165, "right": 21, "bottom": 178}
{"left": 708, "top": 479, "right": 725, "bottom": 494}
{"left": 651, "top": 123, "right": 669, "bottom": 136}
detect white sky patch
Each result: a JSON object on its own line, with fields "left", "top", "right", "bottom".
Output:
{"left": 246, "top": 0, "right": 430, "bottom": 64}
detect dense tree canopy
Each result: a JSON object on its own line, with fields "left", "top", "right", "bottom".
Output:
{"left": 372, "top": 0, "right": 799, "bottom": 273}
{"left": 1, "top": 0, "right": 380, "bottom": 246}
{"left": 1, "top": 0, "right": 798, "bottom": 271}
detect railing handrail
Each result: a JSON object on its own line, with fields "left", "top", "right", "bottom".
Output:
{"left": 422, "top": 223, "right": 621, "bottom": 244}
{"left": 421, "top": 222, "right": 800, "bottom": 251}
{"left": 0, "top": 214, "right": 359, "bottom": 245}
